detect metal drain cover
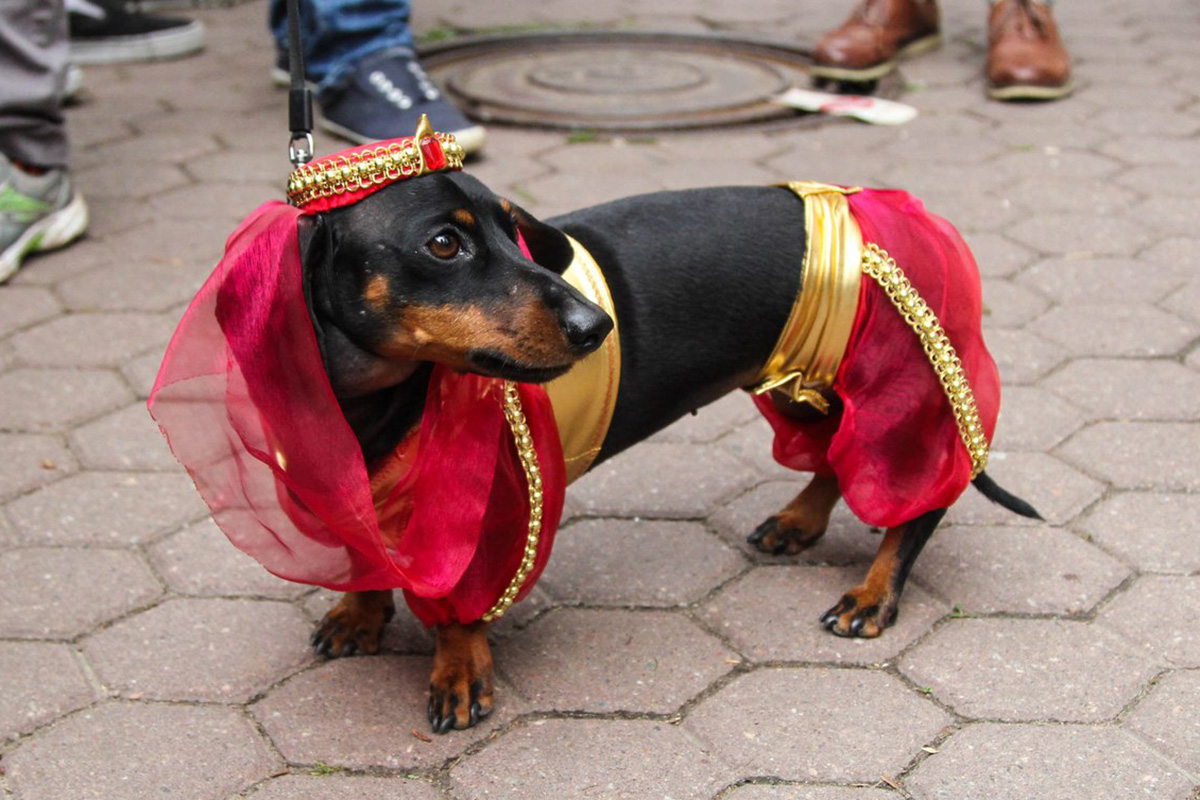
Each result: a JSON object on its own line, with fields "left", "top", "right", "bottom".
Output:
{"left": 421, "top": 31, "right": 900, "bottom": 132}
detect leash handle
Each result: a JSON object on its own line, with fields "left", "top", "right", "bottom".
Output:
{"left": 286, "top": 0, "right": 314, "bottom": 167}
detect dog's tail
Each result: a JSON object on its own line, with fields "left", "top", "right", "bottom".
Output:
{"left": 971, "top": 471, "right": 1043, "bottom": 520}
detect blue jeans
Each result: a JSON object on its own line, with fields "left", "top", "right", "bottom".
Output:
{"left": 269, "top": 0, "right": 413, "bottom": 92}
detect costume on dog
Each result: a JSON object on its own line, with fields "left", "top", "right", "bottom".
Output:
{"left": 150, "top": 126, "right": 995, "bottom": 628}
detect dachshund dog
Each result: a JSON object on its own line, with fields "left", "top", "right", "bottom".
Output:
{"left": 298, "top": 171, "right": 1038, "bottom": 733}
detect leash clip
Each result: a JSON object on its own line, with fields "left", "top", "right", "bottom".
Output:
{"left": 289, "top": 132, "right": 314, "bottom": 169}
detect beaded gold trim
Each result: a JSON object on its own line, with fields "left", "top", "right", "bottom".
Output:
{"left": 860, "top": 243, "right": 990, "bottom": 478}
{"left": 286, "top": 116, "right": 465, "bottom": 208}
{"left": 481, "top": 381, "right": 545, "bottom": 622}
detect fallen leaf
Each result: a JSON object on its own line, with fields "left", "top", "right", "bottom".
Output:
{"left": 411, "top": 728, "right": 433, "bottom": 743}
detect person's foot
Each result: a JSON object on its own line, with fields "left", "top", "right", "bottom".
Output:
{"left": 0, "top": 155, "right": 89, "bottom": 284}
{"left": 317, "top": 48, "right": 485, "bottom": 155}
{"left": 987, "top": 0, "right": 1072, "bottom": 100}
{"left": 810, "top": 0, "right": 941, "bottom": 82}
{"left": 67, "top": 0, "right": 206, "bottom": 65}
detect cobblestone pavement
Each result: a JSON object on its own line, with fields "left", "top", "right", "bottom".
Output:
{"left": 2, "top": 0, "right": 1198, "bottom": 798}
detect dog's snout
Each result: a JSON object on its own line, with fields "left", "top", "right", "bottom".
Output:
{"left": 563, "top": 302, "right": 613, "bottom": 355}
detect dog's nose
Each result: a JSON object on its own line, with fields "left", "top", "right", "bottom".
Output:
{"left": 563, "top": 302, "right": 613, "bottom": 355}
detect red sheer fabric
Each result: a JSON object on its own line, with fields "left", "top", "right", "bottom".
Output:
{"left": 754, "top": 188, "right": 1000, "bottom": 528}
{"left": 148, "top": 201, "right": 564, "bottom": 626}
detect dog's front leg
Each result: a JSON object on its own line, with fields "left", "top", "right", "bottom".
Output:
{"left": 428, "top": 620, "right": 494, "bottom": 734}
{"left": 311, "top": 589, "right": 395, "bottom": 657}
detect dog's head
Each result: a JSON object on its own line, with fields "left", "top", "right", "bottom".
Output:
{"left": 299, "top": 172, "right": 613, "bottom": 398}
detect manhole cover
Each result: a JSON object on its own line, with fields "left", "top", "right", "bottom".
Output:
{"left": 421, "top": 31, "right": 903, "bottom": 132}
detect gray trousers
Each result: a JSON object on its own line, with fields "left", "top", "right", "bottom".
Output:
{"left": 0, "top": 0, "right": 68, "bottom": 168}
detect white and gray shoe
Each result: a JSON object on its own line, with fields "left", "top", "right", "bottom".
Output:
{"left": 0, "top": 154, "right": 89, "bottom": 284}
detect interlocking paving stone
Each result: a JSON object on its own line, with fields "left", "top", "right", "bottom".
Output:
{"left": 4, "top": 702, "right": 277, "bottom": 800}
{"left": 1018, "top": 256, "right": 1188, "bottom": 305}
{"left": 244, "top": 774, "right": 440, "bottom": 799}
{"left": 82, "top": 597, "right": 313, "bottom": 703}
{"left": 724, "top": 788, "right": 895, "bottom": 800}
{"left": 1029, "top": 303, "right": 1197, "bottom": 358}
{"left": 0, "top": 641, "right": 96, "bottom": 740}
{"left": 538, "top": 518, "right": 744, "bottom": 606}
{"left": 907, "top": 723, "right": 1193, "bottom": 800}
{"left": 914, "top": 525, "right": 1129, "bottom": 616}
{"left": 990, "top": 386, "right": 1084, "bottom": 451}
{"left": 983, "top": 329, "right": 1068, "bottom": 385}
{"left": 0, "top": 286, "right": 60, "bottom": 338}
{"left": 1043, "top": 359, "right": 1200, "bottom": 421}
{"left": 717, "top": 418, "right": 799, "bottom": 481}
{"left": 1161, "top": 278, "right": 1200, "bottom": 326}
{"left": 9, "top": 312, "right": 176, "bottom": 368}
{"left": 942, "top": 452, "right": 1104, "bottom": 527}
{"left": 0, "top": 367, "right": 131, "bottom": 432}
{"left": 648, "top": 392, "right": 761, "bottom": 444}
{"left": 1126, "top": 670, "right": 1200, "bottom": 774}
{"left": 701, "top": 565, "right": 947, "bottom": 664}
{"left": 980, "top": 279, "right": 1050, "bottom": 328}
{"left": 449, "top": 718, "right": 735, "bottom": 800}
{"left": 1128, "top": 195, "right": 1200, "bottom": 238}
{"left": 959, "top": 232, "right": 1036, "bottom": 278}
{"left": 69, "top": 403, "right": 178, "bottom": 470}
{"left": 56, "top": 256, "right": 214, "bottom": 313}
{"left": 148, "top": 518, "right": 307, "bottom": 599}
{"left": 1098, "top": 576, "right": 1200, "bottom": 667}
{"left": 0, "top": 433, "right": 76, "bottom": 501}
{"left": 1077, "top": 493, "right": 1200, "bottom": 573}
{"left": 119, "top": 349, "right": 162, "bottom": 398}
{"left": 686, "top": 668, "right": 950, "bottom": 783}
{"left": 253, "top": 656, "right": 525, "bottom": 769}
{"left": 494, "top": 608, "right": 736, "bottom": 712}
{"left": 0, "top": 547, "right": 161, "bottom": 638}
{"left": 899, "top": 618, "right": 1158, "bottom": 722}
{"left": 1057, "top": 422, "right": 1200, "bottom": 491}
{"left": 567, "top": 441, "right": 760, "bottom": 518}
{"left": 6, "top": 470, "right": 208, "bottom": 546}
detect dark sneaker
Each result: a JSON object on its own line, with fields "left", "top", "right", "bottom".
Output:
{"left": 0, "top": 155, "right": 89, "bottom": 284}
{"left": 317, "top": 48, "right": 485, "bottom": 155}
{"left": 68, "top": 0, "right": 206, "bottom": 65}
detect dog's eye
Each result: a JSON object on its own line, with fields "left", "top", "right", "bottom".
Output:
{"left": 428, "top": 233, "right": 460, "bottom": 260}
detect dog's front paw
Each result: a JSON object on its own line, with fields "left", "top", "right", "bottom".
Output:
{"left": 311, "top": 590, "right": 395, "bottom": 657}
{"left": 747, "top": 515, "right": 826, "bottom": 555}
{"left": 429, "top": 621, "right": 494, "bottom": 734}
{"left": 819, "top": 587, "right": 896, "bottom": 638}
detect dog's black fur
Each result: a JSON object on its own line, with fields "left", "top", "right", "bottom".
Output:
{"left": 299, "top": 171, "right": 1038, "bottom": 733}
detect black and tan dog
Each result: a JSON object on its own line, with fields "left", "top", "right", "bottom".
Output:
{"left": 299, "top": 170, "right": 1039, "bottom": 733}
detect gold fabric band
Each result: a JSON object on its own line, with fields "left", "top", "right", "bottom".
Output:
{"left": 751, "top": 182, "right": 864, "bottom": 410}
{"left": 544, "top": 235, "right": 622, "bottom": 484}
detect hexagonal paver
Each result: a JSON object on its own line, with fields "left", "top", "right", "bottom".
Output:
{"left": 991, "top": 386, "right": 1084, "bottom": 451}
{"left": 1098, "top": 576, "right": 1200, "bottom": 667}
{"left": 69, "top": 403, "right": 179, "bottom": 471}
{"left": 83, "top": 597, "right": 312, "bottom": 702}
{"left": 567, "top": 441, "right": 759, "bottom": 518}
{"left": 119, "top": 349, "right": 163, "bottom": 398}
{"left": 944, "top": 452, "right": 1104, "bottom": 527}
{"left": 4, "top": 702, "right": 277, "bottom": 800}
{"left": 1029, "top": 304, "right": 1196, "bottom": 358}
{"left": 648, "top": 393, "right": 761, "bottom": 445}
{"left": 980, "top": 279, "right": 1050, "bottom": 328}
{"left": 1008, "top": 213, "right": 1151, "bottom": 257}
{"left": 960, "top": 232, "right": 1036, "bottom": 278}
{"left": 0, "top": 433, "right": 76, "bottom": 501}
{"left": 724, "top": 789, "right": 895, "bottom": 800}
{"left": 494, "top": 608, "right": 735, "bottom": 713}
{"left": 900, "top": 619, "right": 1158, "bottom": 722}
{"left": 701, "top": 566, "right": 947, "bottom": 665}
{"left": 0, "top": 367, "right": 132, "bottom": 432}
{"left": 0, "top": 547, "right": 161, "bottom": 638}
{"left": 1077, "top": 493, "right": 1200, "bottom": 573}
{"left": 686, "top": 668, "right": 950, "bottom": 783}
{"left": 148, "top": 518, "right": 307, "bottom": 599}
{"left": 915, "top": 525, "right": 1129, "bottom": 616}
{"left": 539, "top": 518, "right": 744, "bottom": 606}
{"left": 1043, "top": 359, "right": 1200, "bottom": 421}
{"left": 450, "top": 718, "right": 734, "bottom": 800}
{"left": 6, "top": 470, "right": 208, "bottom": 546}
{"left": 984, "top": 329, "right": 1068, "bottom": 385}
{"left": 56, "top": 257, "right": 215, "bottom": 313}
{"left": 1018, "top": 256, "right": 1187, "bottom": 305}
{"left": 1058, "top": 422, "right": 1200, "bottom": 491}
{"left": 1126, "top": 670, "right": 1200, "bottom": 775}
{"left": 253, "top": 656, "right": 524, "bottom": 770}
{"left": 10, "top": 312, "right": 176, "bottom": 368}
{"left": 0, "top": 286, "right": 60, "bottom": 338}
{"left": 907, "top": 724, "right": 1192, "bottom": 800}
{"left": 717, "top": 419, "right": 799, "bottom": 481}
{"left": 0, "top": 641, "right": 97, "bottom": 740}
{"left": 244, "top": 774, "right": 440, "bottom": 799}
{"left": 1161, "top": 279, "right": 1200, "bottom": 326}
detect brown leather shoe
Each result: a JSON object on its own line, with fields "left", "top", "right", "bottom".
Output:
{"left": 811, "top": 0, "right": 941, "bottom": 82}
{"left": 987, "top": 0, "right": 1072, "bottom": 100}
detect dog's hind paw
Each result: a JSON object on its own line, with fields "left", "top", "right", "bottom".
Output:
{"left": 747, "top": 515, "right": 825, "bottom": 555}
{"left": 311, "top": 590, "right": 395, "bottom": 658}
{"left": 820, "top": 588, "right": 897, "bottom": 639}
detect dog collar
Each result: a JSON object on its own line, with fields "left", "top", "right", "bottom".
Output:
{"left": 285, "top": 114, "right": 466, "bottom": 212}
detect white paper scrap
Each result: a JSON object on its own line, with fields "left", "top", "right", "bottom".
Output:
{"left": 773, "top": 87, "right": 918, "bottom": 126}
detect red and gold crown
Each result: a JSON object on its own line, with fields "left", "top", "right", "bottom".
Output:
{"left": 286, "top": 114, "right": 466, "bottom": 213}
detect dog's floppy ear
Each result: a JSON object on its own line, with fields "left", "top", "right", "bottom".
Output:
{"left": 507, "top": 200, "right": 574, "bottom": 275}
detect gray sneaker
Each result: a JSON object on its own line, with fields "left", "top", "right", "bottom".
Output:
{"left": 0, "top": 154, "right": 89, "bottom": 284}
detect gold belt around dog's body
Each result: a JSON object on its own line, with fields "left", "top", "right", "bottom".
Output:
{"left": 544, "top": 235, "right": 622, "bottom": 484}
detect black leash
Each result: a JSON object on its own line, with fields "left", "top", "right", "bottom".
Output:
{"left": 286, "top": 0, "right": 314, "bottom": 168}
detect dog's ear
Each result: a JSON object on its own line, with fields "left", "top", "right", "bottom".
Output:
{"left": 507, "top": 201, "right": 574, "bottom": 275}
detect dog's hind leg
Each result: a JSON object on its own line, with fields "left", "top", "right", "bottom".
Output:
{"left": 429, "top": 621, "right": 494, "bottom": 734}
{"left": 311, "top": 590, "right": 396, "bottom": 657}
{"left": 820, "top": 507, "right": 946, "bottom": 638}
{"left": 748, "top": 473, "right": 842, "bottom": 555}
